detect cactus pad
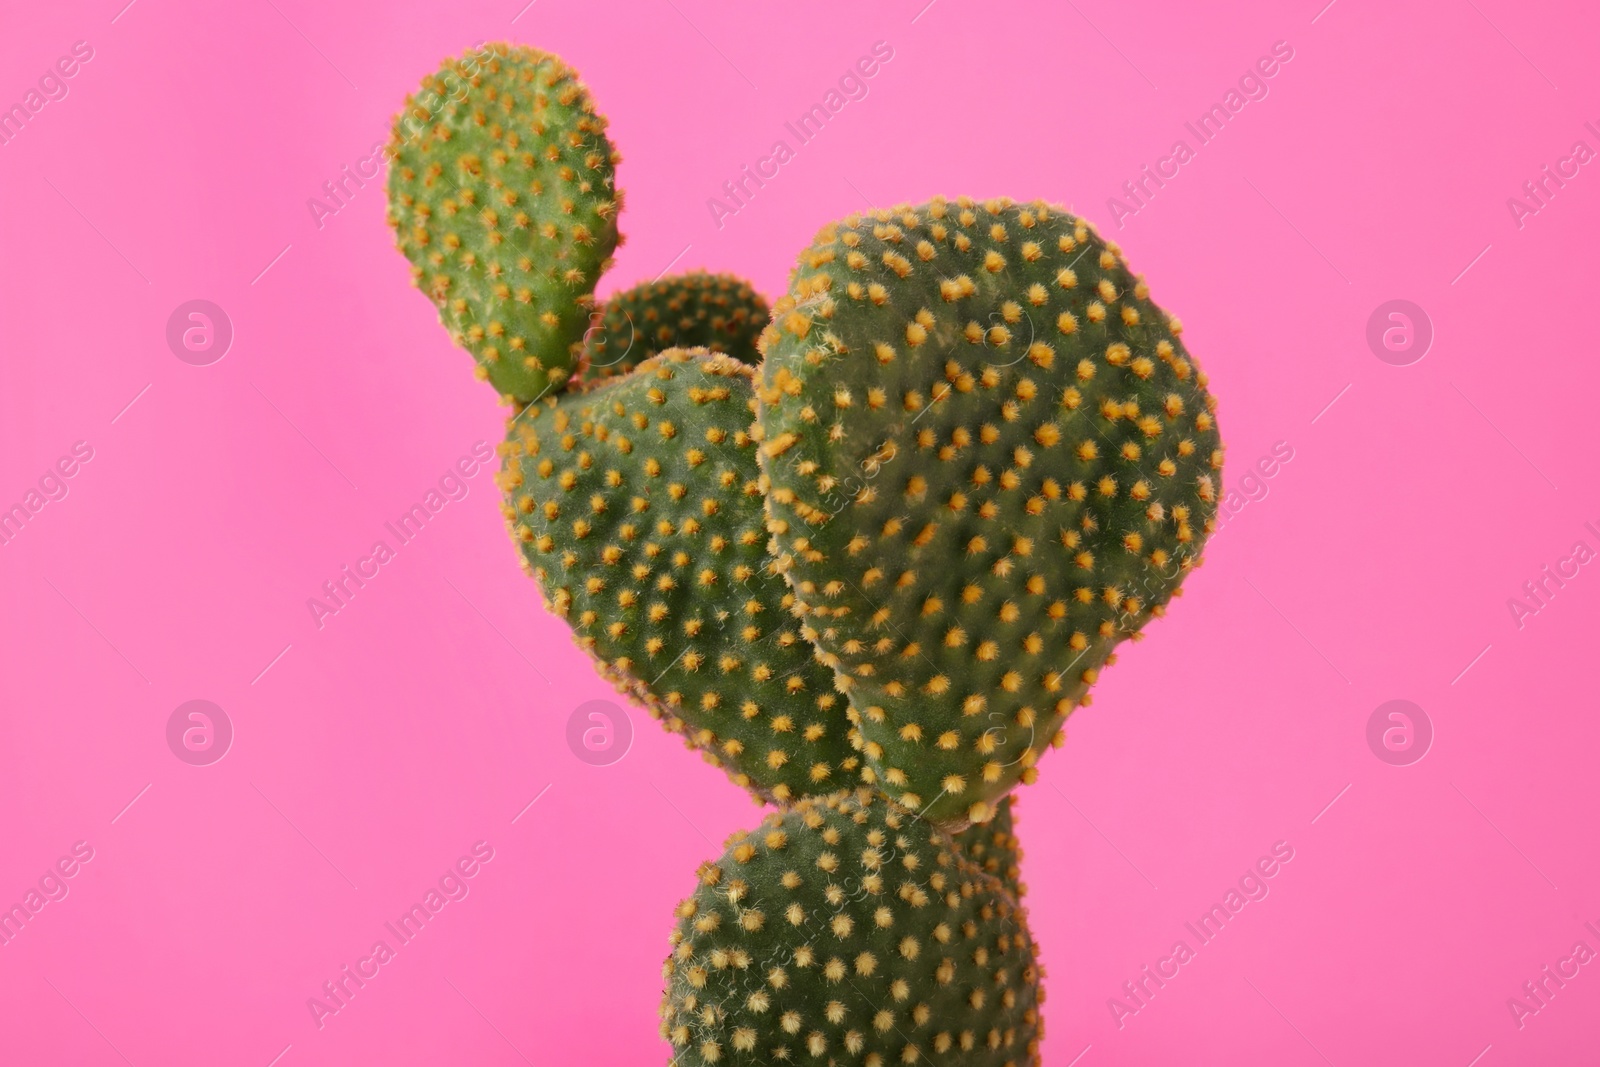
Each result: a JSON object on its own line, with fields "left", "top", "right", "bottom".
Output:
{"left": 757, "top": 198, "right": 1221, "bottom": 826}
{"left": 498, "top": 349, "right": 854, "bottom": 803}
{"left": 387, "top": 43, "right": 622, "bottom": 403}
{"left": 661, "top": 790, "right": 1043, "bottom": 1066}
{"left": 586, "top": 271, "right": 770, "bottom": 381}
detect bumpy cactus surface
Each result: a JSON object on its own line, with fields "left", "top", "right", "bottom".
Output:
{"left": 386, "top": 41, "right": 1228, "bottom": 1058}
{"left": 953, "top": 795, "right": 1024, "bottom": 898}
{"left": 660, "top": 790, "right": 1043, "bottom": 1066}
{"left": 757, "top": 198, "right": 1221, "bottom": 826}
{"left": 498, "top": 350, "right": 855, "bottom": 803}
{"left": 387, "top": 43, "right": 622, "bottom": 403}
{"left": 587, "top": 271, "right": 770, "bottom": 381}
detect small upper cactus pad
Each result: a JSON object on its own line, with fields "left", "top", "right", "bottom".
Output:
{"left": 757, "top": 198, "right": 1221, "bottom": 826}
{"left": 387, "top": 43, "right": 621, "bottom": 403}
{"left": 586, "top": 271, "right": 770, "bottom": 381}
{"left": 498, "top": 350, "right": 855, "bottom": 803}
{"left": 661, "top": 790, "right": 1043, "bottom": 1066}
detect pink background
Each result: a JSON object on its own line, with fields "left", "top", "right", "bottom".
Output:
{"left": 2, "top": 0, "right": 1597, "bottom": 1063}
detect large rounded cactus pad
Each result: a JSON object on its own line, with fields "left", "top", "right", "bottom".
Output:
{"left": 757, "top": 197, "right": 1222, "bottom": 827}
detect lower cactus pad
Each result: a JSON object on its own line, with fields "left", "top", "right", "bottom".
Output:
{"left": 661, "top": 790, "right": 1043, "bottom": 1066}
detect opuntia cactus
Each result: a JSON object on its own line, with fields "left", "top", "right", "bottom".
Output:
{"left": 660, "top": 790, "right": 1043, "bottom": 1066}
{"left": 756, "top": 198, "right": 1221, "bottom": 827}
{"left": 498, "top": 349, "right": 855, "bottom": 803}
{"left": 385, "top": 41, "right": 1229, "bottom": 1059}
{"left": 387, "top": 43, "right": 622, "bottom": 404}
{"left": 587, "top": 271, "right": 770, "bottom": 380}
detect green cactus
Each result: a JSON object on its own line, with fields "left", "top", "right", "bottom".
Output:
{"left": 386, "top": 43, "right": 622, "bottom": 404}
{"left": 756, "top": 198, "right": 1222, "bottom": 827}
{"left": 498, "top": 349, "right": 856, "bottom": 803}
{"left": 660, "top": 790, "right": 1043, "bottom": 1066}
{"left": 586, "top": 271, "right": 770, "bottom": 381}
{"left": 952, "top": 795, "right": 1025, "bottom": 899}
{"left": 376, "top": 37, "right": 1243, "bottom": 1061}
